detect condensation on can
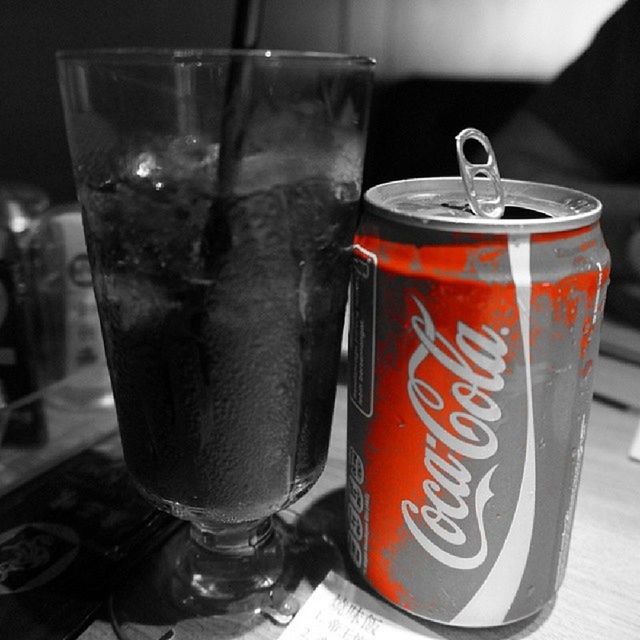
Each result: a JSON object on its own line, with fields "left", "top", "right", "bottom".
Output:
{"left": 346, "top": 177, "right": 610, "bottom": 627}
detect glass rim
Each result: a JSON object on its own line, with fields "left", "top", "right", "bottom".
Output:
{"left": 56, "top": 47, "right": 376, "bottom": 67}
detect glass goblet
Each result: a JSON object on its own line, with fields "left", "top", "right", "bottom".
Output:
{"left": 57, "top": 48, "right": 374, "bottom": 636}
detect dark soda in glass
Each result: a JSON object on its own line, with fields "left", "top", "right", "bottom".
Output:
{"left": 78, "top": 142, "right": 358, "bottom": 524}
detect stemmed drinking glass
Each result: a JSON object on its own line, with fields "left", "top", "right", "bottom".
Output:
{"left": 57, "top": 49, "right": 374, "bottom": 636}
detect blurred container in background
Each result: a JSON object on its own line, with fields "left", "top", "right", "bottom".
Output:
{"left": 31, "top": 203, "right": 113, "bottom": 410}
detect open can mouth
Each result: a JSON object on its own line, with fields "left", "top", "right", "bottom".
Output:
{"left": 365, "top": 177, "right": 602, "bottom": 234}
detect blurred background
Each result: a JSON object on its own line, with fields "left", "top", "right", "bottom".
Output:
{"left": 0, "top": 0, "right": 625, "bottom": 203}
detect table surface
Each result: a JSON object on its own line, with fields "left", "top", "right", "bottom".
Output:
{"left": 2, "top": 318, "right": 639, "bottom": 640}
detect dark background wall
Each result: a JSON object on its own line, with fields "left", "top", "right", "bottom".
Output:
{"left": 0, "top": 1, "right": 235, "bottom": 202}
{"left": 0, "top": 1, "right": 614, "bottom": 204}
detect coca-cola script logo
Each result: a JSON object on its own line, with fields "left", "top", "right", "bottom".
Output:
{"left": 401, "top": 295, "right": 508, "bottom": 570}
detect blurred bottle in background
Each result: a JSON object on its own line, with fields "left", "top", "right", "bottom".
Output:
{"left": 0, "top": 181, "right": 49, "bottom": 445}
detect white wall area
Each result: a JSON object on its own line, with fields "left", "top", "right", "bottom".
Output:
{"left": 261, "top": 0, "right": 626, "bottom": 80}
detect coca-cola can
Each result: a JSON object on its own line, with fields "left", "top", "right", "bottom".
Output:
{"left": 346, "top": 177, "right": 610, "bottom": 627}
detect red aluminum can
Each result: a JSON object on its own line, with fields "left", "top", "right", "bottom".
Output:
{"left": 346, "top": 177, "right": 610, "bottom": 627}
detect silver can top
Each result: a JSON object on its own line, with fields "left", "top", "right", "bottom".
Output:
{"left": 364, "top": 177, "right": 602, "bottom": 234}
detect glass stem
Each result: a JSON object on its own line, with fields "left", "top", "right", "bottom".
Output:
{"left": 169, "top": 516, "right": 285, "bottom": 612}
{"left": 189, "top": 517, "right": 275, "bottom": 555}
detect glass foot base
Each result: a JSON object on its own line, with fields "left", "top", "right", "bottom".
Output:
{"left": 109, "top": 514, "right": 342, "bottom": 639}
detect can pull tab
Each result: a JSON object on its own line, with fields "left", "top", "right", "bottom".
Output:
{"left": 455, "top": 128, "right": 505, "bottom": 219}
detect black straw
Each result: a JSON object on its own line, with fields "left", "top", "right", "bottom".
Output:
{"left": 217, "top": 0, "right": 265, "bottom": 194}
{"left": 231, "top": 0, "right": 265, "bottom": 49}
